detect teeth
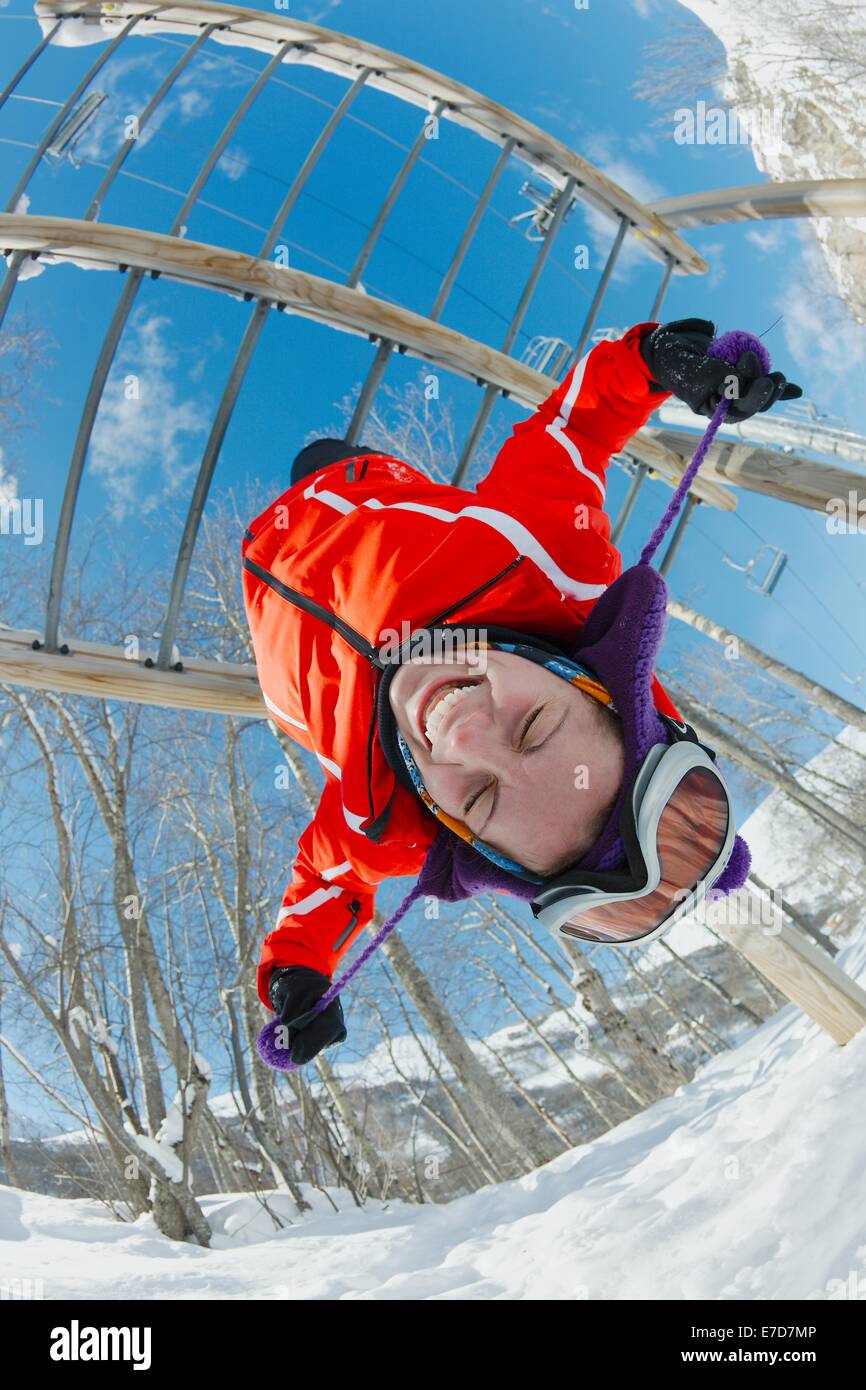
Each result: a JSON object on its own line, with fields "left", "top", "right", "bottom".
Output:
{"left": 424, "top": 683, "right": 476, "bottom": 746}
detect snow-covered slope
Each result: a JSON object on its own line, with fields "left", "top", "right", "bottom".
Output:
{"left": 3, "top": 930, "right": 866, "bottom": 1299}
{"left": 677, "top": 0, "right": 866, "bottom": 324}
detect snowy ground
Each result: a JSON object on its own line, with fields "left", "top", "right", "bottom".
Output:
{"left": 3, "top": 732, "right": 865, "bottom": 1300}
{"left": 3, "top": 931, "right": 866, "bottom": 1300}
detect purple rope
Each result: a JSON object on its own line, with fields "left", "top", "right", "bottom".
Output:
{"left": 257, "top": 881, "right": 427, "bottom": 1072}
{"left": 638, "top": 331, "right": 771, "bottom": 568}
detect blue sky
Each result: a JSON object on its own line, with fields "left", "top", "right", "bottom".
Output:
{"left": 2, "top": 0, "right": 865, "bottom": 1126}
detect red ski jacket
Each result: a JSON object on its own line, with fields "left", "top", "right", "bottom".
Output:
{"left": 242, "top": 322, "right": 681, "bottom": 1008}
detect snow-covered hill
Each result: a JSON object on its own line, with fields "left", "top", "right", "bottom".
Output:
{"left": 3, "top": 930, "right": 865, "bottom": 1299}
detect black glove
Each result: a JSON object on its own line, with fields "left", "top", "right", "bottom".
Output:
{"left": 640, "top": 318, "right": 802, "bottom": 422}
{"left": 268, "top": 966, "right": 347, "bottom": 1065}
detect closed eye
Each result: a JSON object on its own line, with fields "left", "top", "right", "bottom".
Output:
{"left": 463, "top": 706, "right": 547, "bottom": 819}
{"left": 463, "top": 781, "right": 493, "bottom": 817}
{"left": 518, "top": 707, "right": 543, "bottom": 748}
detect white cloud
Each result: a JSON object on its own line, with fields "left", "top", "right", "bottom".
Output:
{"left": 582, "top": 130, "right": 618, "bottom": 165}
{"left": 582, "top": 158, "right": 665, "bottom": 280}
{"left": 178, "top": 88, "right": 211, "bottom": 119}
{"left": 774, "top": 232, "right": 866, "bottom": 418}
{"left": 0, "top": 453, "right": 18, "bottom": 504}
{"left": 216, "top": 146, "right": 250, "bottom": 183}
{"left": 745, "top": 226, "right": 784, "bottom": 254}
{"left": 298, "top": 0, "right": 347, "bottom": 22}
{"left": 90, "top": 311, "right": 211, "bottom": 520}
{"left": 700, "top": 239, "right": 726, "bottom": 288}
{"left": 70, "top": 50, "right": 247, "bottom": 166}
{"left": 627, "top": 129, "right": 660, "bottom": 157}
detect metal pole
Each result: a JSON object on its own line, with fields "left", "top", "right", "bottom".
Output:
{"left": 0, "top": 12, "right": 146, "bottom": 332}
{"left": 649, "top": 253, "right": 674, "bottom": 321}
{"left": 564, "top": 214, "right": 629, "bottom": 372}
{"left": 452, "top": 176, "right": 577, "bottom": 487}
{"left": 344, "top": 337, "right": 393, "bottom": 447}
{"left": 156, "top": 66, "right": 373, "bottom": 670}
{"left": 0, "top": 18, "right": 63, "bottom": 116}
{"left": 347, "top": 100, "right": 445, "bottom": 289}
{"left": 85, "top": 23, "right": 218, "bottom": 222}
{"left": 345, "top": 136, "right": 516, "bottom": 446}
{"left": 609, "top": 460, "right": 649, "bottom": 547}
{"left": 429, "top": 138, "right": 515, "bottom": 321}
{"left": 658, "top": 493, "right": 698, "bottom": 576}
{"left": 43, "top": 42, "right": 298, "bottom": 653}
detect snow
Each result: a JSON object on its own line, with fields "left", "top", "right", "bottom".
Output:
{"left": 127, "top": 1131, "right": 184, "bottom": 1186}
{"left": 3, "top": 942, "right": 866, "bottom": 1298}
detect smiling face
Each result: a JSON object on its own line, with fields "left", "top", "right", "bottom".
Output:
{"left": 387, "top": 648, "right": 626, "bottom": 875}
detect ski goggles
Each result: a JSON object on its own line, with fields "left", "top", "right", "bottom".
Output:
{"left": 531, "top": 714, "right": 736, "bottom": 949}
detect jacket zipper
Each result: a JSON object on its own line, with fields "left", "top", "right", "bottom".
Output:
{"left": 243, "top": 556, "right": 378, "bottom": 664}
{"left": 244, "top": 555, "right": 526, "bottom": 667}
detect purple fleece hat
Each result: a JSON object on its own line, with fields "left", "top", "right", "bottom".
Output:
{"left": 416, "top": 562, "right": 750, "bottom": 906}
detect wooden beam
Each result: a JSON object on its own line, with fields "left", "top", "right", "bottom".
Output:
{"left": 651, "top": 177, "right": 866, "bottom": 229}
{"left": 620, "top": 431, "right": 737, "bottom": 513}
{"left": 709, "top": 890, "right": 866, "bottom": 1046}
{"left": 35, "top": 0, "right": 707, "bottom": 275}
{"left": 647, "top": 426, "right": 866, "bottom": 518}
{"left": 0, "top": 214, "right": 734, "bottom": 515}
{"left": 0, "top": 627, "right": 267, "bottom": 717}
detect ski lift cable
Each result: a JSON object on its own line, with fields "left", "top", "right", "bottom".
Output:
{"left": 1, "top": 114, "right": 596, "bottom": 343}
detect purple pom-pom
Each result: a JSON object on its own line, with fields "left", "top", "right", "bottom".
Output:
{"left": 707, "top": 330, "right": 771, "bottom": 375}
{"left": 707, "top": 833, "right": 751, "bottom": 899}
{"left": 256, "top": 1017, "right": 298, "bottom": 1073}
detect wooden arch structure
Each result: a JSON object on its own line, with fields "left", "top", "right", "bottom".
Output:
{"left": 1, "top": 0, "right": 712, "bottom": 703}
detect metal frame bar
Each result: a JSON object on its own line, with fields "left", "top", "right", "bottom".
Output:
{"left": 84, "top": 21, "right": 219, "bottom": 222}
{"left": 42, "top": 40, "right": 298, "bottom": 652}
{"left": 658, "top": 493, "right": 698, "bottom": 576}
{"left": 33, "top": 0, "right": 705, "bottom": 273}
{"left": 156, "top": 63, "right": 373, "bottom": 668}
{"left": 344, "top": 337, "right": 392, "bottom": 448}
{"left": 429, "top": 138, "right": 515, "bottom": 322}
{"left": 0, "top": 15, "right": 65, "bottom": 115}
{"left": 0, "top": 215, "right": 736, "bottom": 515}
{"left": 451, "top": 174, "right": 576, "bottom": 487}
{"left": 0, "top": 11, "right": 148, "bottom": 332}
{"left": 650, "top": 177, "right": 866, "bottom": 229}
{"left": 565, "top": 213, "right": 629, "bottom": 373}
{"left": 609, "top": 460, "right": 649, "bottom": 547}
{"left": 345, "top": 135, "right": 516, "bottom": 446}
{"left": 649, "top": 252, "right": 674, "bottom": 321}
{"left": 347, "top": 99, "right": 445, "bottom": 290}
